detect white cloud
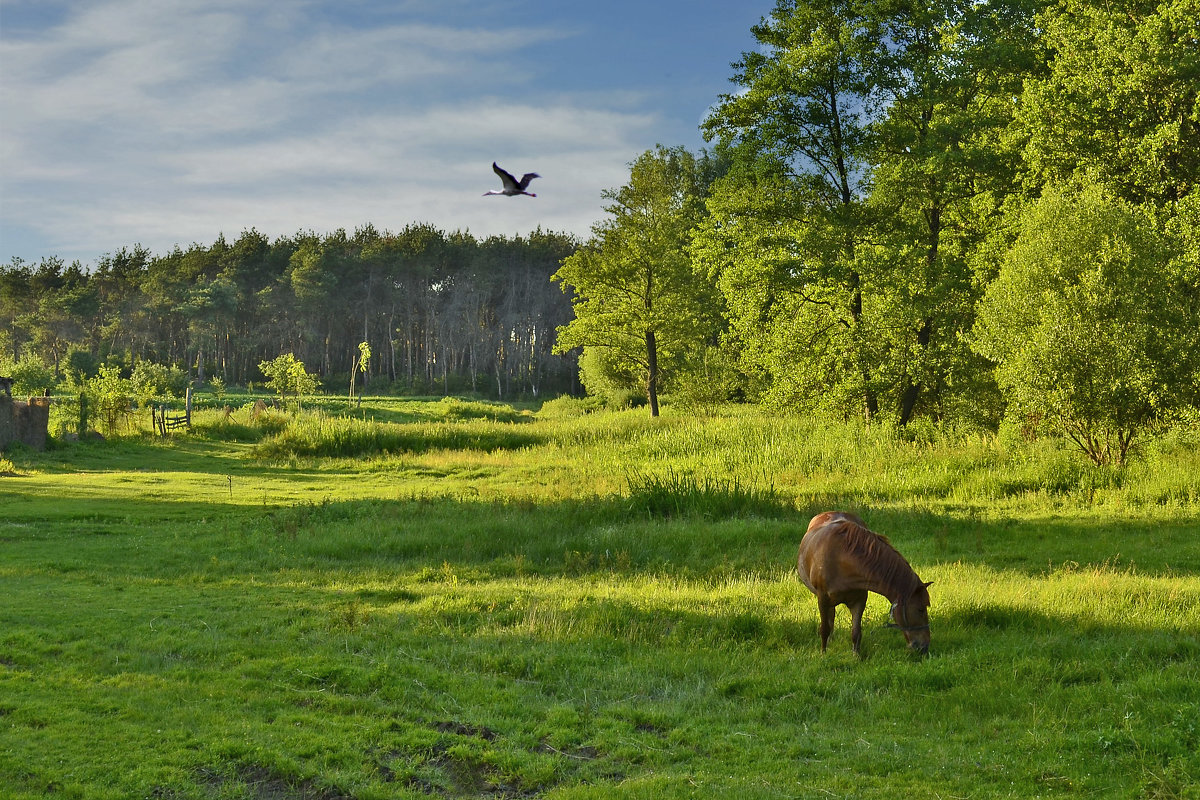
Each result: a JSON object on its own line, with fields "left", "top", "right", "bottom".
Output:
{"left": 1, "top": 0, "right": 647, "bottom": 263}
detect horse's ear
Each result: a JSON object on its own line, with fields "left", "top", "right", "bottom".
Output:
{"left": 923, "top": 581, "right": 933, "bottom": 588}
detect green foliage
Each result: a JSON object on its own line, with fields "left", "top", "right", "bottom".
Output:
{"left": 536, "top": 394, "right": 606, "bottom": 418}
{"left": 973, "top": 183, "right": 1200, "bottom": 465}
{"left": 0, "top": 227, "right": 580, "bottom": 408}
{"left": 83, "top": 364, "right": 132, "bottom": 435}
{"left": 576, "top": 346, "right": 644, "bottom": 408}
{"left": 258, "top": 353, "right": 320, "bottom": 408}
{"left": 625, "top": 469, "right": 785, "bottom": 519}
{"left": 1018, "top": 0, "right": 1200, "bottom": 205}
{"left": 63, "top": 347, "right": 98, "bottom": 381}
{"left": 250, "top": 410, "right": 539, "bottom": 459}
{"left": 698, "top": 0, "right": 1038, "bottom": 426}
{"left": 666, "top": 343, "right": 743, "bottom": 414}
{"left": 130, "top": 360, "right": 188, "bottom": 409}
{"left": 0, "top": 354, "right": 55, "bottom": 397}
{"left": 207, "top": 375, "right": 226, "bottom": 404}
{"left": 433, "top": 397, "right": 528, "bottom": 423}
{"left": 349, "top": 340, "right": 371, "bottom": 404}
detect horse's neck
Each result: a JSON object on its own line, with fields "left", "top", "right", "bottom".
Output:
{"left": 839, "top": 524, "right": 921, "bottom": 601}
{"left": 862, "top": 552, "right": 920, "bottom": 603}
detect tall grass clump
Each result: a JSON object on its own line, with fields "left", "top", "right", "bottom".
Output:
{"left": 251, "top": 412, "right": 543, "bottom": 459}
{"left": 625, "top": 469, "right": 787, "bottom": 519}
{"left": 536, "top": 395, "right": 605, "bottom": 418}
{"left": 434, "top": 397, "right": 532, "bottom": 423}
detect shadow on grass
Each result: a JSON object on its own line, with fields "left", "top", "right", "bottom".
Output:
{"left": 6, "top": 482, "right": 1198, "bottom": 579}
{"left": 22, "top": 424, "right": 545, "bottom": 477}
{"left": 854, "top": 505, "right": 1200, "bottom": 575}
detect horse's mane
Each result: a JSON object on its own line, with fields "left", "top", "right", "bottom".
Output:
{"left": 835, "top": 518, "right": 924, "bottom": 598}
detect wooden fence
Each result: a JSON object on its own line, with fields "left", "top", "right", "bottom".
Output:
{"left": 153, "top": 388, "right": 192, "bottom": 436}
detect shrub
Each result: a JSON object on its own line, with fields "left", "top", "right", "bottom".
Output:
{"left": 85, "top": 365, "right": 133, "bottom": 435}
{"left": 131, "top": 361, "right": 189, "bottom": 408}
{"left": 537, "top": 395, "right": 605, "bottom": 418}
{"left": 973, "top": 185, "right": 1200, "bottom": 465}
{"left": 259, "top": 353, "right": 320, "bottom": 408}
{"left": 435, "top": 397, "right": 529, "bottom": 423}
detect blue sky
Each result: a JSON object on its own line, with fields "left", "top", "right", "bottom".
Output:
{"left": 0, "top": 0, "right": 770, "bottom": 267}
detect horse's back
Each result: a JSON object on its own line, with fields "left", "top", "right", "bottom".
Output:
{"left": 797, "top": 511, "right": 865, "bottom": 594}
{"left": 805, "top": 510, "right": 865, "bottom": 534}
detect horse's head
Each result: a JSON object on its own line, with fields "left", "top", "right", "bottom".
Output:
{"left": 890, "top": 582, "right": 932, "bottom": 655}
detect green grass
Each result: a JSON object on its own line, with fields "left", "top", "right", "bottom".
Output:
{"left": 1, "top": 401, "right": 1198, "bottom": 799}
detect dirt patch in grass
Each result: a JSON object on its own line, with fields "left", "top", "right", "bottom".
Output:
{"left": 194, "top": 764, "right": 354, "bottom": 800}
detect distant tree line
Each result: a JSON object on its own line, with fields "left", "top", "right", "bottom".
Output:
{"left": 1, "top": 225, "right": 581, "bottom": 400}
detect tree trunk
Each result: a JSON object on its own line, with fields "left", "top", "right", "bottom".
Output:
{"left": 898, "top": 317, "right": 932, "bottom": 426}
{"left": 646, "top": 329, "right": 660, "bottom": 417}
{"left": 388, "top": 306, "right": 397, "bottom": 383}
{"left": 849, "top": 270, "right": 878, "bottom": 420}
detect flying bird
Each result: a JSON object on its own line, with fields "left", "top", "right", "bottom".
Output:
{"left": 484, "top": 162, "right": 539, "bottom": 197}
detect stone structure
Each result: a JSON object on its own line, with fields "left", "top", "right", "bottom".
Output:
{"left": 0, "top": 392, "right": 50, "bottom": 451}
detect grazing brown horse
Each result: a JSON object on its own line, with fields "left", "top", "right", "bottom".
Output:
{"left": 797, "top": 511, "right": 931, "bottom": 656}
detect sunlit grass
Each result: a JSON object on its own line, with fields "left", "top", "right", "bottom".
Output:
{"left": 2, "top": 398, "right": 1199, "bottom": 798}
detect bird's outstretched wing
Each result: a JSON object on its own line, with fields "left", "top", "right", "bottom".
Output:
{"left": 493, "top": 162, "right": 519, "bottom": 192}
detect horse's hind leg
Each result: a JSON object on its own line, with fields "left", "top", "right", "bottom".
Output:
{"left": 817, "top": 596, "right": 836, "bottom": 652}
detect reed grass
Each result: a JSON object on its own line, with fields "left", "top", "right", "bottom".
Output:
{"left": 250, "top": 413, "right": 541, "bottom": 459}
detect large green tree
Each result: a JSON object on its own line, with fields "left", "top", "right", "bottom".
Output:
{"left": 553, "top": 146, "right": 721, "bottom": 416}
{"left": 864, "top": 0, "right": 1040, "bottom": 424}
{"left": 697, "top": 0, "right": 881, "bottom": 417}
{"left": 699, "top": 0, "right": 1039, "bottom": 425}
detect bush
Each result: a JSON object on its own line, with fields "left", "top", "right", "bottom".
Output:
{"left": 259, "top": 353, "right": 320, "bottom": 408}
{"left": 435, "top": 397, "right": 530, "bottom": 423}
{"left": 577, "top": 347, "right": 645, "bottom": 409}
{"left": 64, "top": 348, "right": 99, "bottom": 381}
{"left": 85, "top": 365, "right": 133, "bottom": 435}
{"left": 667, "top": 344, "right": 743, "bottom": 414}
{"left": 973, "top": 184, "right": 1200, "bottom": 465}
{"left": 131, "top": 361, "right": 189, "bottom": 407}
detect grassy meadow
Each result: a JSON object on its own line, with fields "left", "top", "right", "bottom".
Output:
{"left": 2, "top": 397, "right": 1199, "bottom": 799}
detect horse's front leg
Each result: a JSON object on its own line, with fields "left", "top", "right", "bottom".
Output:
{"left": 816, "top": 596, "right": 836, "bottom": 653}
{"left": 847, "top": 592, "right": 868, "bottom": 656}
